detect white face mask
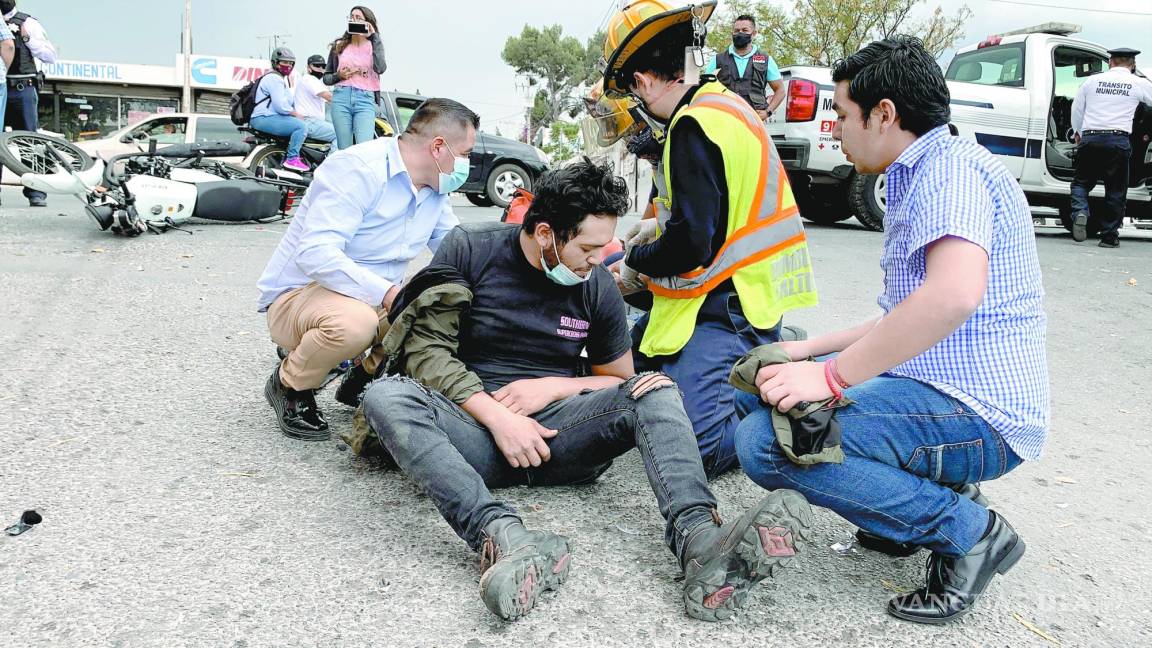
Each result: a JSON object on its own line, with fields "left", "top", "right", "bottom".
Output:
{"left": 433, "top": 140, "right": 470, "bottom": 195}
{"left": 540, "top": 231, "right": 589, "bottom": 286}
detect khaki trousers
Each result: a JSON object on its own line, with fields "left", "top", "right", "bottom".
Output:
{"left": 266, "top": 283, "right": 391, "bottom": 390}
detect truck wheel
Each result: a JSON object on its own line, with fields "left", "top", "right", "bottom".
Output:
{"left": 800, "top": 185, "right": 852, "bottom": 225}
{"left": 486, "top": 163, "right": 531, "bottom": 209}
{"left": 465, "top": 193, "right": 495, "bottom": 207}
{"left": 848, "top": 173, "right": 886, "bottom": 232}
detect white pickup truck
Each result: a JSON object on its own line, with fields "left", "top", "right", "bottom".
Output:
{"left": 766, "top": 24, "right": 1152, "bottom": 233}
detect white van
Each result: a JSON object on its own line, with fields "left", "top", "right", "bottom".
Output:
{"left": 767, "top": 24, "right": 1152, "bottom": 233}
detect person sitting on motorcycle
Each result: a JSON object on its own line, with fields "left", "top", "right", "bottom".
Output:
{"left": 293, "top": 54, "right": 338, "bottom": 145}
{"left": 250, "top": 47, "right": 311, "bottom": 173}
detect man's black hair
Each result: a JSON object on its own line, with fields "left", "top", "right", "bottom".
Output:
{"left": 522, "top": 159, "right": 629, "bottom": 242}
{"left": 403, "top": 98, "right": 480, "bottom": 138}
{"left": 831, "top": 35, "right": 950, "bottom": 136}
{"left": 734, "top": 14, "right": 756, "bottom": 26}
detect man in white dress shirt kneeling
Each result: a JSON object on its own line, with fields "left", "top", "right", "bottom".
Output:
{"left": 255, "top": 98, "right": 478, "bottom": 440}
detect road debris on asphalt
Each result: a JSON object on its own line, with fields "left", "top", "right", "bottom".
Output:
{"left": 1012, "top": 612, "right": 1061, "bottom": 645}
{"left": 5, "top": 510, "right": 43, "bottom": 536}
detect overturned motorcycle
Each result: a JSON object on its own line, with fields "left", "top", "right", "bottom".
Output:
{"left": 18, "top": 136, "right": 302, "bottom": 237}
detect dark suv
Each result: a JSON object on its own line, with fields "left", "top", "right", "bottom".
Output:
{"left": 378, "top": 91, "right": 550, "bottom": 208}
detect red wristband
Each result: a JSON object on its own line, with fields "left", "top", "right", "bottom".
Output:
{"left": 823, "top": 361, "right": 844, "bottom": 400}
{"left": 827, "top": 357, "right": 851, "bottom": 390}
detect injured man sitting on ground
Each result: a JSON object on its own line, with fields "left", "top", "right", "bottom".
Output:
{"left": 340, "top": 160, "right": 813, "bottom": 622}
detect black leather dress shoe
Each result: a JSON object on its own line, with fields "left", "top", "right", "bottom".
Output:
{"left": 887, "top": 511, "right": 1025, "bottom": 624}
{"left": 1098, "top": 238, "right": 1119, "bottom": 248}
{"left": 334, "top": 362, "right": 375, "bottom": 408}
{"left": 264, "top": 366, "right": 330, "bottom": 441}
{"left": 856, "top": 484, "right": 989, "bottom": 557}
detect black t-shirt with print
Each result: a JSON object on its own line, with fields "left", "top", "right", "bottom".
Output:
{"left": 430, "top": 223, "right": 631, "bottom": 392}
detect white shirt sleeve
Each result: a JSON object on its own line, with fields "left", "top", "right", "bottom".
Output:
{"left": 306, "top": 76, "right": 328, "bottom": 99}
{"left": 20, "top": 17, "right": 56, "bottom": 64}
{"left": 1071, "top": 80, "right": 1089, "bottom": 134}
{"left": 426, "top": 199, "right": 460, "bottom": 253}
{"left": 292, "top": 154, "right": 393, "bottom": 305}
{"left": 1136, "top": 77, "right": 1152, "bottom": 106}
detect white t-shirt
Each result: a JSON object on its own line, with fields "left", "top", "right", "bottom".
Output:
{"left": 294, "top": 74, "right": 330, "bottom": 121}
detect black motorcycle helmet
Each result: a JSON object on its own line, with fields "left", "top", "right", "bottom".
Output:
{"left": 306, "top": 54, "right": 326, "bottom": 68}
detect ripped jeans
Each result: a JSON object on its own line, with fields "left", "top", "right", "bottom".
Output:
{"left": 362, "top": 375, "right": 718, "bottom": 561}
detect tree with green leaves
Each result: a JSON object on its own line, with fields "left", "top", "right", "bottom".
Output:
{"left": 543, "top": 121, "right": 584, "bottom": 165}
{"left": 705, "top": 0, "right": 972, "bottom": 67}
{"left": 502, "top": 25, "right": 607, "bottom": 142}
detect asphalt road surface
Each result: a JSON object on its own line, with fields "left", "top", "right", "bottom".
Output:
{"left": 2, "top": 187, "right": 1150, "bottom": 647}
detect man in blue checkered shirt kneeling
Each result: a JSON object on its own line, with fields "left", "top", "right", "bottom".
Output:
{"left": 732, "top": 36, "right": 1049, "bottom": 625}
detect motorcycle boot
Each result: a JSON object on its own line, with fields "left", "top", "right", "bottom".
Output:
{"left": 681, "top": 489, "right": 813, "bottom": 621}
{"left": 478, "top": 517, "right": 572, "bottom": 621}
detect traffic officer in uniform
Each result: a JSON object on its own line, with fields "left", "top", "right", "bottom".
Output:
{"left": 1069, "top": 47, "right": 1152, "bottom": 247}
{"left": 706, "top": 14, "right": 784, "bottom": 120}
{"left": 1, "top": 0, "right": 57, "bottom": 207}
{"left": 602, "top": 0, "right": 818, "bottom": 478}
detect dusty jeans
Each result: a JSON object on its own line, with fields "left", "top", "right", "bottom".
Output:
{"left": 362, "top": 375, "right": 718, "bottom": 561}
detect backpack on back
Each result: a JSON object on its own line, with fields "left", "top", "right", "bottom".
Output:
{"left": 229, "top": 73, "right": 272, "bottom": 126}
{"left": 500, "top": 188, "right": 534, "bottom": 224}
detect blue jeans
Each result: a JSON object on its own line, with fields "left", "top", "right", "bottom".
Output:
{"left": 302, "top": 117, "right": 336, "bottom": 144}
{"left": 734, "top": 375, "right": 1023, "bottom": 557}
{"left": 1071, "top": 132, "right": 1131, "bottom": 242}
{"left": 2, "top": 80, "right": 45, "bottom": 201}
{"left": 330, "top": 85, "right": 377, "bottom": 149}
{"left": 362, "top": 375, "right": 717, "bottom": 562}
{"left": 249, "top": 114, "right": 308, "bottom": 159}
{"left": 632, "top": 290, "right": 780, "bottom": 479}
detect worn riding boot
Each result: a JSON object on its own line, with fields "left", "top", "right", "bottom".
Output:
{"left": 856, "top": 483, "right": 989, "bottom": 557}
{"left": 478, "top": 517, "right": 572, "bottom": 622}
{"left": 681, "top": 489, "right": 812, "bottom": 621}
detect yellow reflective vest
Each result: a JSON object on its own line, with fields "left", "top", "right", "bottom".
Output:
{"left": 641, "top": 82, "right": 818, "bottom": 356}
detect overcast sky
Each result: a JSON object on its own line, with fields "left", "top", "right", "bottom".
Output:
{"left": 22, "top": 0, "right": 1152, "bottom": 135}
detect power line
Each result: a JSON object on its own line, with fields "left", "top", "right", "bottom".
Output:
{"left": 987, "top": 0, "right": 1152, "bottom": 15}
{"left": 596, "top": 0, "right": 619, "bottom": 33}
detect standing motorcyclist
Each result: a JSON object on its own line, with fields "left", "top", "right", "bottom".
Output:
{"left": 250, "top": 47, "right": 311, "bottom": 172}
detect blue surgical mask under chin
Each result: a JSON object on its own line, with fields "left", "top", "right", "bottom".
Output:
{"left": 436, "top": 142, "right": 470, "bottom": 194}
{"left": 541, "top": 232, "right": 589, "bottom": 286}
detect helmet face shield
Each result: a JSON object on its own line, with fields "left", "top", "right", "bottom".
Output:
{"left": 580, "top": 95, "right": 644, "bottom": 153}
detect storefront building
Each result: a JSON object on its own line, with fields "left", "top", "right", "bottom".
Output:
{"left": 37, "top": 55, "right": 269, "bottom": 141}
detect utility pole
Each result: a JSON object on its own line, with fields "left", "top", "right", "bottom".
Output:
{"left": 181, "top": 0, "right": 192, "bottom": 112}
{"left": 256, "top": 34, "right": 293, "bottom": 59}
